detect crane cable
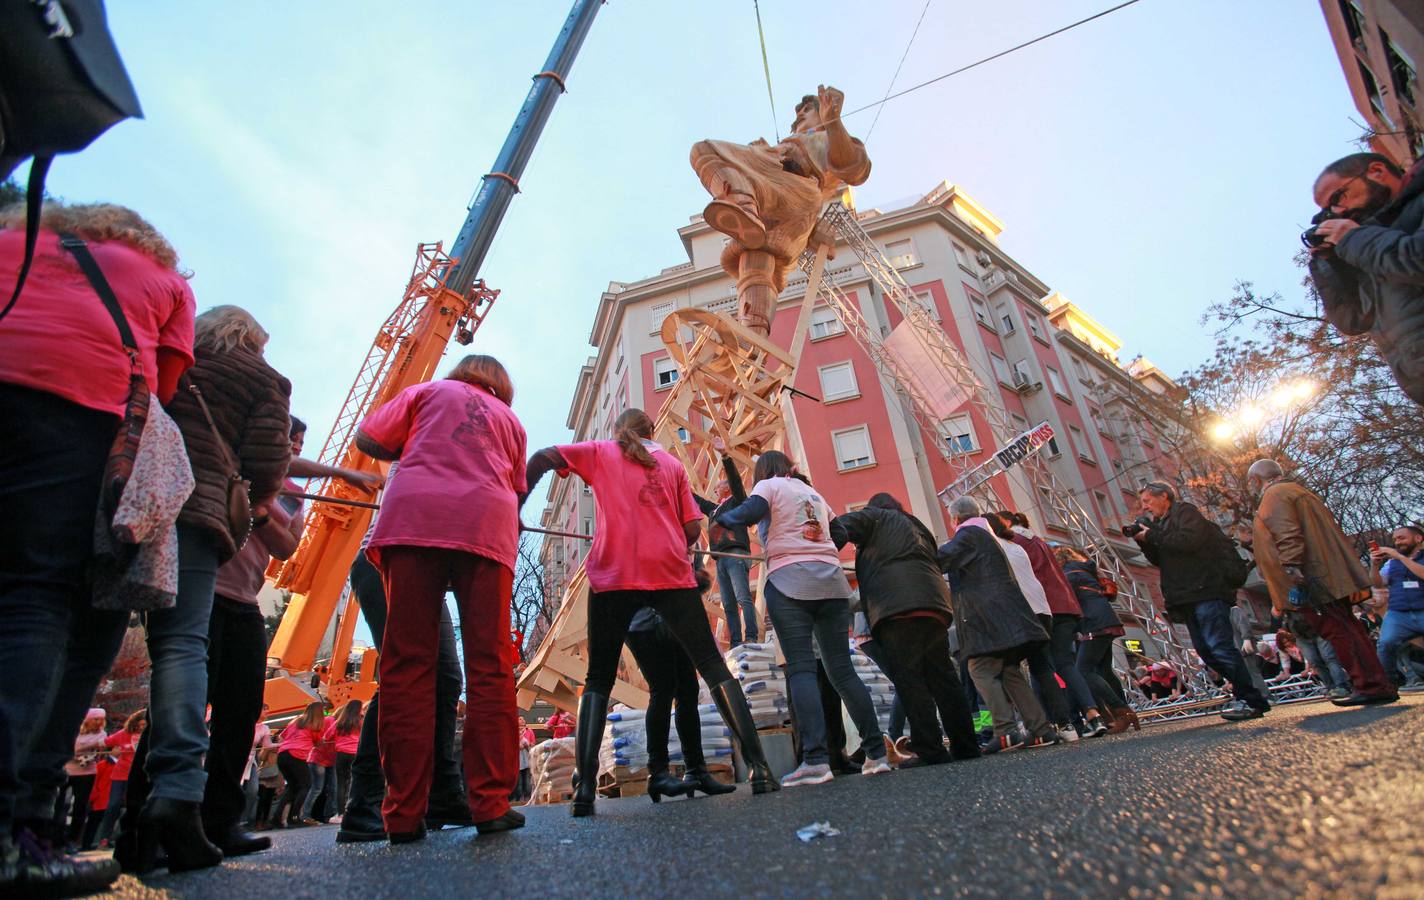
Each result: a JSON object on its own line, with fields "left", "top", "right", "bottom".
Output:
{"left": 753, "top": 0, "right": 780, "bottom": 141}
{"left": 843, "top": 0, "right": 1146, "bottom": 121}
{"left": 865, "top": 0, "right": 934, "bottom": 143}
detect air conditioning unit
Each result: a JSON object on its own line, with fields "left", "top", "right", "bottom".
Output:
{"left": 1012, "top": 371, "right": 1041, "bottom": 394}
{"left": 976, "top": 250, "right": 993, "bottom": 269}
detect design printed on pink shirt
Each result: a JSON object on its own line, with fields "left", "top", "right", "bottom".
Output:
{"left": 800, "top": 498, "right": 825, "bottom": 541}
{"left": 637, "top": 465, "right": 669, "bottom": 508}
{"left": 451, "top": 395, "right": 493, "bottom": 452}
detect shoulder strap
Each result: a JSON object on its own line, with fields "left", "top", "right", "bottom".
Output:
{"left": 185, "top": 381, "right": 242, "bottom": 475}
{"left": 56, "top": 230, "right": 141, "bottom": 370}
{"left": 0, "top": 156, "right": 54, "bottom": 323}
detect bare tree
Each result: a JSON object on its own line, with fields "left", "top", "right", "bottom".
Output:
{"left": 511, "top": 532, "right": 554, "bottom": 663}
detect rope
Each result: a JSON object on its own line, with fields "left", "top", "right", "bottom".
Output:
{"left": 842, "top": 0, "right": 1145, "bottom": 121}
{"left": 865, "top": 0, "right": 934, "bottom": 143}
{"left": 753, "top": 0, "right": 780, "bottom": 141}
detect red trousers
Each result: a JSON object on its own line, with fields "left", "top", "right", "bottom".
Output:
{"left": 375, "top": 546, "right": 517, "bottom": 831}
{"left": 1300, "top": 602, "right": 1393, "bottom": 697}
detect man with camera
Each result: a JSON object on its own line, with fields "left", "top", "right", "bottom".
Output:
{"left": 1306, "top": 152, "right": 1424, "bottom": 407}
{"left": 1246, "top": 460, "right": 1396, "bottom": 707}
{"left": 1127, "top": 482, "right": 1270, "bottom": 721}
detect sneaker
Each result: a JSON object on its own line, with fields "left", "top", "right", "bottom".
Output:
{"left": 981, "top": 731, "right": 1026, "bottom": 754}
{"left": 1084, "top": 717, "right": 1110, "bottom": 738}
{"left": 780, "top": 763, "right": 834, "bottom": 788}
{"left": 1025, "top": 731, "right": 1062, "bottom": 749}
{"left": 1326, "top": 685, "right": 1353, "bottom": 701}
{"left": 1057, "top": 726, "right": 1080, "bottom": 744}
{"left": 1400, "top": 681, "right": 1424, "bottom": 694}
{"left": 861, "top": 756, "right": 891, "bottom": 776}
{"left": 1220, "top": 700, "right": 1266, "bottom": 721}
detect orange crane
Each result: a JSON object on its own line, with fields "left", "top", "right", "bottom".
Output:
{"left": 262, "top": 0, "right": 604, "bottom": 717}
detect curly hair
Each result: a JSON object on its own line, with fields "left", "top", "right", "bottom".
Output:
{"left": 0, "top": 200, "right": 186, "bottom": 274}
{"left": 195, "top": 305, "right": 269, "bottom": 355}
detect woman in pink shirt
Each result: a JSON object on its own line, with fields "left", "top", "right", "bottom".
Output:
{"left": 325, "top": 701, "right": 363, "bottom": 820}
{"left": 271, "top": 703, "right": 323, "bottom": 828}
{"left": 525, "top": 408, "right": 778, "bottom": 817}
{"left": 355, "top": 354, "right": 526, "bottom": 844}
{"left": 93, "top": 710, "right": 147, "bottom": 847}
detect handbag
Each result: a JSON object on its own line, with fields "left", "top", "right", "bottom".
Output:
{"left": 56, "top": 233, "right": 149, "bottom": 525}
{"left": 184, "top": 382, "right": 253, "bottom": 550}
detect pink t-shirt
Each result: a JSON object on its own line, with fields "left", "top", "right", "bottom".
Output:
{"left": 0, "top": 229, "right": 195, "bottom": 415}
{"left": 278, "top": 721, "right": 318, "bottom": 758}
{"left": 104, "top": 729, "right": 138, "bottom": 782}
{"left": 323, "top": 718, "right": 361, "bottom": 755}
{"left": 310, "top": 716, "right": 337, "bottom": 766}
{"left": 555, "top": 440, "right": 701, "bottom": 592}
{"left": 748, "top": 476, "right": 840, "bottom": 573}
{"left": 360, "top": 379, "right": 527, "bottom": 572}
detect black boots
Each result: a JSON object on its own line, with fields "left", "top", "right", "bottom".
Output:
{"left": 138, "top": 798, "right": 223, "bottom": 873}
{"left": 570, "top": 692, "right": 608, "bottom": 817}
{"left": 708, "top": 680, "right": 779, "bottom": 794}
{"left": 681, "top": 766, "right": 735, "bottom": 797}
{"left": 205, "top": 822, "right": 271, "bottom": 857}
{"left": 647, "top": 770, "right": 692, "bottom": 803}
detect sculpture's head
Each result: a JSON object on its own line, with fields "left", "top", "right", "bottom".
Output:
{"left": 792, "top": 94, "right": 822, "bottom": 134}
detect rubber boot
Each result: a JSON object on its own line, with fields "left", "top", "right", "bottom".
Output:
{"left": 570, "top": 692, "right": 608, "bottom": 818}
{"left": 707, "top": 680, "right": 779, "bottom": 794}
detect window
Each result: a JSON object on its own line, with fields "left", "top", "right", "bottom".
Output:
{"left": 832, "top": 426, "right": 875, "bottom": 471}
{"left": 845, "top": 501, "right": 868, "bottom": 512}
{"left": 1044, "top": 435, "right": 1062, "bottom": 458}
{"left": 1069, "top": 424, "right": 1094, "bottom": 463}
{"left": 649, "top": 300, "right": 676, "bottom": 334}
{"left": 1358, "top": 60, "right": 1391, "bottom": 122}
{"left": 653, "top": 356, "right": 680, "bottom": 390}
{"left": 1382, "top": 30, "right": 1418, "bottom": 107}
{"left": 581, "top": 516, "right": 593, "bottom": 536}
{"left": 952, "top": 243, "right": 969, "bottom": 268}
{"left": 1338, "top": 0, "right": 1365, "bottom": 47}
{"left": 676, "top": 427, "right": 690, "bottom": 443}
{"left": 998, "top": 306, "right": 1016, "bottom": 334}
{"left": 1093, "top": 490, "right": 1112, "bottom": 522}
{"left": 1010, "top": 413, "right": 1029, "bottom": 435}
{"left": 1027, "top": 314, "right": 1047, "bottom": 343}
{"left": 818, "top": 361, "right": 860, "bottom": 402}
{"left": 1070, "top": 356, "right": 1092, "bottom": 385}
{"left": 886, "top": 238, "right": 918, "bottom": 268}
{"left": 941, "top": 414, "right": 978, "bottom": 454}
{"left": 989, "top": 352, "right": 1013, "bottom": 385}
{"left": 914, "top": 290, "right": 940, "bottom": 322}
{"left": 970, "top": 295, "right": 992, "bottom": 328}
{"left": 810, "top": 305, "right": 845, "bottom": 340}
{"left": 1046, "top": 366, "right": 1070, "bottom": 399}
{"left": 703, "top": 295, "right": 738, "bottom": 317}
{"left": 1011, "top": 358, "right": 1034, "bottom": 386}
{"left": 1037, "top": 486, "right": 1064, "bottom": 528}
{"left": 1091, "top": 408, "right": 1113, "bottom": 439}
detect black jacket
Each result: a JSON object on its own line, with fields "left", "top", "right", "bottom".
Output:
{"left": 1310, "top": 161, "right": 1424, "bottom": 406}
{"left": 1135, "top": 500, "right": 1233, "bottom": 615}
{"left": 1062, "top": 560, "right": 1119, "bottom": 635}
{"left": 694, "top": 456, "right": 750, "bottom": 553}
{"left": 830, "top": 507, "right": 951, "bottom": 630}
{"left": 936, "top": 523, "right": 1047, "bottom": 658}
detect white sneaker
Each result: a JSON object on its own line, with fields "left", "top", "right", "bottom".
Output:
{"left": 861, "top": 756, "right": 892, "bottom": 776}
{"left": 781, "top": 762, "right": 833, "bottom": 788}
{"left": 1058, "top": 727, "right": 1080, "bottom": 743}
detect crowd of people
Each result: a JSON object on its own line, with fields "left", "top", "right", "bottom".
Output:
{"left": 2, "top": 181, "right": 1422, "bottom": 899}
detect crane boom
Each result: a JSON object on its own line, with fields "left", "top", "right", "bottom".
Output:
{"left": 263, "top": 0, "right": 605, "bottom": 716}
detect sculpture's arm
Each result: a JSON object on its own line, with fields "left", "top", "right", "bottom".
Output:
{"left": 818, "top": 84, "right": 866, "bottom": 174}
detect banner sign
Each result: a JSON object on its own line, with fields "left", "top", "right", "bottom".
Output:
{"left": 938, "top": 420, "right": 1055, "bottom": 504}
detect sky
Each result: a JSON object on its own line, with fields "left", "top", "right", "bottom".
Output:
{"left": 38, "top": 0, "right": 1363, "bottom": 466}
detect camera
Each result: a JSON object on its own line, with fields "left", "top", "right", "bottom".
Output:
{"left": 1300, "top": 208, "right": 1332, "bottom": 250}
{"left": 1120, "top": 516, "right": 1152, "bottom": 538}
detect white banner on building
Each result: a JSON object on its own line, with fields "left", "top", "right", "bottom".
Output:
{"left": 882, "top": 321, "right": 972, "bottom": 417}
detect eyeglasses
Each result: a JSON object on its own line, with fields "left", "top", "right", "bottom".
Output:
{"left": 1323, "top": 173, "right": 1368, "bottom": 212}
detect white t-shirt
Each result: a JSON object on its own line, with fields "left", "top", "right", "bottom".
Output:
{"left": 998, "top": 536, "right": 1050, "bottom": 617}
{"left": 748, "top": 476, "right": 840, "bottom": 573}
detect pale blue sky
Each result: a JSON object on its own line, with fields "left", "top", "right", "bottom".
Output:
{"left": 42, "top": 1, "right": 1358, "bottom": 463}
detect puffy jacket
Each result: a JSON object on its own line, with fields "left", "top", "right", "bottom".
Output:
{"left": 936, "top": 522, "right": 1047, "bottom": 657}
{"left": 830, "top": 507, "right": 951, "bottom": 630}
{"left": 1135, "top": 500, "right": 1235, "bottom": 617}
{"left": 165, "top": 347, "right": 291, "bottom": 562}
{"left": 1062, "top": 560, "right": 1120, "bottom": 635}
{"left": 1310, "top": 160, "right": 1424, "bottom": 406}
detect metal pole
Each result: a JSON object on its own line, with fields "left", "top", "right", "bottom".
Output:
{"left": 519, "top": 524, "right": 766, "bottom": 563}
{"left": 444, "top": 0, "right": 604, "bottom": 296}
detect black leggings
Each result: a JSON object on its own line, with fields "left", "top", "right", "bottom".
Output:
{"left": 584, "top": 588, "right": 733, "bottom": 697}
{"left": 273, "top": 751, "right": 311, "bottom": 824}
{"left": 625, "top": 624, "right": 706, "bottom": 772}
{"left": 1076, "top": 635, "right": 1127, "bottom": 708}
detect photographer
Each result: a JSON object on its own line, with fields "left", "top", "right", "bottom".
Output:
{"left": 1128, "top": 482, "right": 1271, "bottom": 721}
{"left": 1306, "top": 152, "right": 1424, "bottom": 407}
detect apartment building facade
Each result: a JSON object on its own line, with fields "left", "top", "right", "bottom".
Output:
{"left": 1320, "top": 0, "right": 1424, "bottom": 165}
{"left": 536, "top": 181, "right": 1185, "bottom": 652}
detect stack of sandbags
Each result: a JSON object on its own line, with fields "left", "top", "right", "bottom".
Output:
{"left": 528, "top": 736, "right": 575, "bottom": 804}
{"left": 599, "top": 704, "right": 737, "bottom": 775}
{"left": 714, "top": 639, "right": 789, "bottom": 728}
{"left": 850, "top": 643, "right": 898, "bottom": 733}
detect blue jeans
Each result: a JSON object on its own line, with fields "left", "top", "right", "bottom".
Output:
{"left": 1184, "top": 598, "right": 1270, "bottom": 711}
{"left": 716, "top": 556, "right": 758, "bottom": 645}
{"left": 1289, "top": 616, "right": 1353, "bottom": 691}
{"left": 1378, "top": 609, "right": 1424, "bottom": 686}
{"left": 144, "top": 524, "right": 221, "bottom": 802}
{"left": 0, "top": 384, "right": 123, "bottom": 833}
{"left": 764, "top": 583, "right": 884, "bottom": 765}
{"left": 301, "top": 763, "right": 329, "bottom": 819}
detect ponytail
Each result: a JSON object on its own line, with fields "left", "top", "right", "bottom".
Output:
{"left": 613, "top": 409, "right": 657, "bottom": 469}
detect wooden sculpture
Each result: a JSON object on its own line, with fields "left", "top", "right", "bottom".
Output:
{"left": 690, "top": 84, "right": 870, "bottom": 335}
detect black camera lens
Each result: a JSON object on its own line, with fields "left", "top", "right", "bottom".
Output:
{"left": 1301, "top": 226, "right": 1327, "bottom": 249}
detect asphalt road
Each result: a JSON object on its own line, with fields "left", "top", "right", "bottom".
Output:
{"left": 100, "top": 696, "right": 1424, "bottom": 899}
